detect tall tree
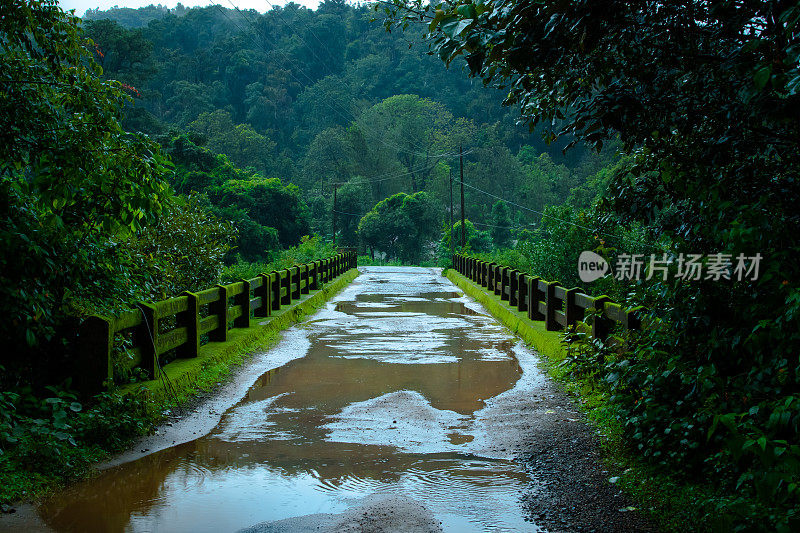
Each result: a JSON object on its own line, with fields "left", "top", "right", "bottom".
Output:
{"left": 0, "top": 0, "right": 169, "bottom": 378}
{"left": 358, "top": 191, "right": 440, "bottom": 263}
{"left": 490, "top": 200, "right": 512, "bottom": 250}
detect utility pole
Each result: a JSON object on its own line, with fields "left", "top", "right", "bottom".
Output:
{"left": 460, "top": 144, "right": 465, "bottom": 249}
{"left": 333, "top": 184, "right": 340, "bottom": 247}
{"left": 449, "top": 165, "right": 454, "bottom": 257}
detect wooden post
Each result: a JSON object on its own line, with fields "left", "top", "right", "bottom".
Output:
{"left": 509, "top": 270, "right": 519, "bottom": 307}
{"left": 290, "top": 267, "right": 299, "bottom": 300}
{"left": 281, "top": 269, "right": 291, "bottom": 305}
{"left": 592, "top": 296, "right": 612, "bottom": 341}
{"left": 209, "top": 285, "right": 229, "bottom": 342}
{"left": 300, "top": 264, "right": 310, "bottom": 294}
{"left": 309, "top": 261, "right": 319, "bottom": 291}
{"left": 271, "top": 271, "right": 281, "bottom": 311}
{"left": 544, "top": 282, "right": 562, "bottom": 331}
{"left": 254, "top": 273, "right": 272, "bottom": 317}
{"left": 500, "top": 267, "right": 510, "bottom": 300}
{"left": 528, "top": 277, "right": 545, "bottom": 320}
{"left": 77, "top": 315, "right": 113, "bottom": 395}
{"left": 564, "top": 287, "right": 582, "bottom": 327}
{"left": 234, "top": 280, "right": 250, "bottom": 329}
{"left": 177, "top": 291, "right": 199, "bottom": 357}
{"left": 136, "top": 301, "right": 159, "bottom": 378}
{"left": 517, "top": 273, "right": 527, "bottom": 312}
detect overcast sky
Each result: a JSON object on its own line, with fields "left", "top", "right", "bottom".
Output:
{"left": 59, "top": 0, "right": 323, "bottom": 17}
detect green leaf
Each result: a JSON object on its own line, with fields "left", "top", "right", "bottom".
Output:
{"left": 754, "top": 65, "right": 772, "bottom": 90}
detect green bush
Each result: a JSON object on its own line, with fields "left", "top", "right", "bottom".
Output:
{"left": 0, "top": 383, "right": 155, "bottom": 504}
{"left": 220, "top": 235, "right": 337, "bottom": 282}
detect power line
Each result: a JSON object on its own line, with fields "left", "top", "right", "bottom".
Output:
{"left": 328, "top": 148, "right": 475, "bottom": 186}
{"left": 471, "top": 220, "right": 532, "bottom": 230}
{"left": 453, "top": 177, "right": 669, "bottom": 252}
{"left": 333, "top": 209, "right": 366, "bottom": 217}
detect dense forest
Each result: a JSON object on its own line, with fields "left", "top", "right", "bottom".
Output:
{"left": 79, "top": 0, "right": 615, "bottom": 261}
{"left": 2, "top": 0, "right": 799, "bottom": 530}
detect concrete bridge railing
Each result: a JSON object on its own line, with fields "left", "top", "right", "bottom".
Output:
{"left": 452, "top": 253, "right": 641, "bottom": 341}
{"left": 77, "top": 251, "right": 357, "bottom": 395}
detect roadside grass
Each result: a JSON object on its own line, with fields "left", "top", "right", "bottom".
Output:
{"left": 445, "top": 268, "right": 774, "bottom": 532}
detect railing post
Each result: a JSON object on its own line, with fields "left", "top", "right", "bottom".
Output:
{"left": 592, "top": 296, "right": 612, "bottom": 341}
{"left": 281, "top": 269, "right": 291, "bottom": 305}
{"left": 528, "top": 277, "right": 545, "bottom": 320}
{"left": 509, "top": 270, "right": 519, "bottom": 307}
{"left": 487, "top": 262, "right": 495, "bottom": 291}
{"left": 178, "top": 291, "right": 200, "bottom": 357}
{"left": 300, "top": 264, "right": 310, "bottom": 295}
{"left": 255, "top": 273, "right": 272, "bottom": 317}
{"left": 137, "top": 301, "right": 159, "bottom": 378}
{"left": 309, "top": 261, "right": 319, "bottom": 291}
{"left": 209, "top": 284, "right": 229, "bottom": 342}
{"left": 77, "top": 315, "right": 113, "bottom": 395}
{"left": 271, "top": 271, "right": 281, "bottom": 311}
{"left": 517, "top": 273, "right": 528, "bottom": 312}
{"left": 544, "top": 282, "right": 562, "bottom": 331}
{"left": 291, "top": 266, "right": 300, "bottom": 299}
{"left": 564, "top": 287, "right": 582, "bottom": 328}
{"left": 234, "top": 280, "right": 250, "bottom": 328}
{"left": 500, "top": 267, "right": 510, "bottom": 300}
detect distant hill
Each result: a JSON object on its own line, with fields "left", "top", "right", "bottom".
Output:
{"left": 82, "top": 3, "right": 190, "bottom": 27}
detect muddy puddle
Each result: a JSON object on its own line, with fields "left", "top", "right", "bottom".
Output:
{"left": 32, "top": 267, "right": 541, "bottom": 532}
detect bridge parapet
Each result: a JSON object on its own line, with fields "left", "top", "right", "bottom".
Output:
{"left": 451, "top": 253, "right": 642, "bottom": 343}
{"left": 77, "top": 251, "right": 358, "bottom": 395}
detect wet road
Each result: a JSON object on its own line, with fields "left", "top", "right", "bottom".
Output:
{"left": 28, "top": 267, "right": 563, "bottom": 532}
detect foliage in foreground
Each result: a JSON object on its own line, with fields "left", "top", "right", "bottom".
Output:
{"left": 0, "top": 1, "right": 247, "bottom": 392}
{"left": 0, "top": 371, "right": 154, "bottom": 504}
{"left": 0, "top": 0, "right": 171, "bottom": 386}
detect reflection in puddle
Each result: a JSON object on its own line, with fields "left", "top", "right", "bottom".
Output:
{"left": 36, "top": 268, "right": 538, "bottom": 532}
